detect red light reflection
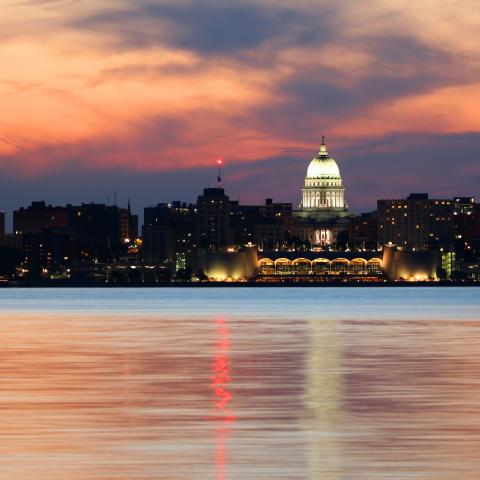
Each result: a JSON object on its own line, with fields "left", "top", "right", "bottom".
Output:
{"left": 211, "top": 316, "right": 235, "bottom": 480}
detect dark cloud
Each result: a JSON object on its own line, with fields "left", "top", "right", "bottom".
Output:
{"left": 370, "top": 35, "right": 450, "bottom": 66}
{"left": 70, "top": 1, "right": 334, "bottom": 54}
{"left": 144, "top": 3, "right": 308, "bottom": 53}
{"left": 271, "top": 36, "right": 461, "bottom": 123}
{"left": 242, "top": 33, "right": 471, "bottom": 147}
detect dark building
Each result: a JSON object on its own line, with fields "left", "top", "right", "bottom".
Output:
{"left": 142, "top": 202, "right": 197, "bottom": 269}
{"left": 256, "top": 218, "right": 287, "bottom": 251}
{"left": 0, "top": 210, "right": 4, "bottom": 238}
{"left": 14, "top": 201, "right": 68, "bottom": 234}
{"left": 13, "top": 201, "right": 138, "bottom": 264}
{"left": 196, "top": 188, "right": 231, "bottom": 249}
{"left": 256, "top": 199, "right": 293, "bottom": 251}
{"left": 22, "top": 231, "right": 73, "bottom": 276}
{"left": 67, "top": 203, "right": 134, "bottom": 261}
{"left": 453, "top": 197, "right": 480, "bottom": 259}
{"left": 348, "top": 212, "right": 378, "bottom": 249}
{"left": 378, "top": 194, "right": 454, "bottom": 249}
{"left": 128, "top": 207, "right": 139, "bottom": 241}
{"left": 230, "top": 203, "right": 262, "bottom": 246}
{"left": 428, "top": 199, "right": 455, "bottom": 249}
{"left": 230, "top": 198, "right": 293, "bottom": 250}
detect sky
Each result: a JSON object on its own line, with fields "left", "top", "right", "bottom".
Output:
{"left": 1, "top": 0, "right": 480, "bottom": 227}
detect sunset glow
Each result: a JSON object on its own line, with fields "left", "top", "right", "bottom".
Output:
{"left": 1, "top": 0, "right": 479, "bottom": 212}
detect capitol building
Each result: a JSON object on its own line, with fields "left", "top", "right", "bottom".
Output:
{"left": 294, "top": 137, "right": 353, "bottom": 246}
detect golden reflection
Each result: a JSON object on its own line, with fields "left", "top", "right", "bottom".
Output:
{"left": 304, "top": 318, "right": 344, "bottom": 479}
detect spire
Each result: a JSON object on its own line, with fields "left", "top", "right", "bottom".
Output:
{"left": 127, "top": 198, "right": 131, "bottom": 214}
{"left": 319, "top": 135, "right": 327, "bottom": 154}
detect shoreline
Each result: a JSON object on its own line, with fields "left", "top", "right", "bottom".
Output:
{"left": 1, "top": 281, "right": 478, "bottom": 288}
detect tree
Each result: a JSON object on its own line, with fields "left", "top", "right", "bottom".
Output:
{"left": 176, "top": 267, "right": 192, "bottom": 282}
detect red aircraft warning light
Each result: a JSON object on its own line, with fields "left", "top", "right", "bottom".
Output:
{"left": 217, "top": 158, "right": 223, "bottom": 186}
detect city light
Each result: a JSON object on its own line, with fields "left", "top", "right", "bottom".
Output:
{"left": 1, "top": 143, "right": 478, "bottom": 285}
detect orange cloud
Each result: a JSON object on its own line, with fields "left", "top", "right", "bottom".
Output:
{"left": 1, "top": 0, "right": 480, "bottom": 178}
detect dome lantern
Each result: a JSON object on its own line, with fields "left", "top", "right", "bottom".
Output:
{"left": 305, "top": 137, "right": 341, "bottom": 180}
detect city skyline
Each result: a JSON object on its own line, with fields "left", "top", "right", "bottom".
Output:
{"left": 1, "top": 136, "right": 479, "bottom": 230}
{"left": 1, "top": 3, "right": 480, "bottom": 479}
{"left": 1, "top": 0, "right": 480, "bottom": 221}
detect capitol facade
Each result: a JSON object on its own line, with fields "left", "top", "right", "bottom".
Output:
{"left": 301, "top": 137, "right": 347, "bottom": 210}
{"left": 294, "top": 137, "right": 353, "bottom": 246}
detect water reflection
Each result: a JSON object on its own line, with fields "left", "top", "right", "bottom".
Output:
{"left": 304, "top": 318, "right": 344, "bottom": 479}
{"left": 0, "top": 289, "right": 479, "bottom": 479}
{"left": 211, "top": 317, "right": 234, "bottom": 480}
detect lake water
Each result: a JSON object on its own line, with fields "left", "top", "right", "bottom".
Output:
{"left": 0, "top": 287, "right": 479, "bottom": 479}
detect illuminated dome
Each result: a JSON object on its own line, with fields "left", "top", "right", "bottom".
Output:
{"left": 306, "top": 141, "right": 341, "bottom": 179}
{"left": 301, "top": 137, "right": 347, "bottom": 211}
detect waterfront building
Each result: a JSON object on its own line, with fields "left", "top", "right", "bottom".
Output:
{"left": 196, "top": 187, "right": 232, "bottom": 249}
{"left": 13, "top": 201, "right": 138, "bottom": 265}
{"left": 230, "top": 198, "right": 293, "bottom": 251}
{"left": 257, "top": 251, "right": 384, "bottom": 279}
{"left": 255, "top": 215, "right": 290, "bottom": 251}
{"left": 347, "top": 212, "right": 378, "bottom": 250}
{"left": 142, "top": 202, "right": 197, "bottom": 269}
{"left": 382, "top": 245, "right": 438, "bottom": 281}
{"left": 197, "top": 247, "right": 258, "bottom": 281}
{"left": 67, "top": 203, "right": 129, "bottom": 261}
{"left": 0, "top": 210, "right": 4, "bottom": 238}
{"left": 22, "top": 231, "right": 73, "bottom": 276}
{"left": 14, "top": 201, "right": 68, "bottom": 234}
{"left": 0, "top": 234, "right": 22, "bottom": 250}
{"left": 377, "top": 193, "right": 455, "bottom": 249}
{"left": 229, "top": 203, "right": 262, "bottom": 246}
{"left": 453, "top": 197, "right": 480, "bottom": 256}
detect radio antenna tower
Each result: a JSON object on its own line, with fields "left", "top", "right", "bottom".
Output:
{"left": 217, "top": 158, "right": 223, "bottom": 188}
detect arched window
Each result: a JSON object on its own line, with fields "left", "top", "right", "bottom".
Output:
{"left": 331, "top": 258, "right": 350, "bottom": 274}
{"left": 258, "top": 258, "right": 275, "bottom": 275}
{"left": 275, "top": 258, "right": 293, "bottom": 275}
{"left": 350, "top": 258, "right": 367, "bottom": 274}
{"left": 367, "top": 258, "right": 383, "bottom": 275}
{"left": 312, "top": 259, "right": 330, "bottom": 275}
{"left": 293, "top": 258, "right": 312, "bottom": 275}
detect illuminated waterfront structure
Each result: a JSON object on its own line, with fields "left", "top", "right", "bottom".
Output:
{"left": 257, "top": 252, "right": 384, "bottom": 279}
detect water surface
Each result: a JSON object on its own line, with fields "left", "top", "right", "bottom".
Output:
{"left": 0, "top": 287, "right": 479, "bottom": 479}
